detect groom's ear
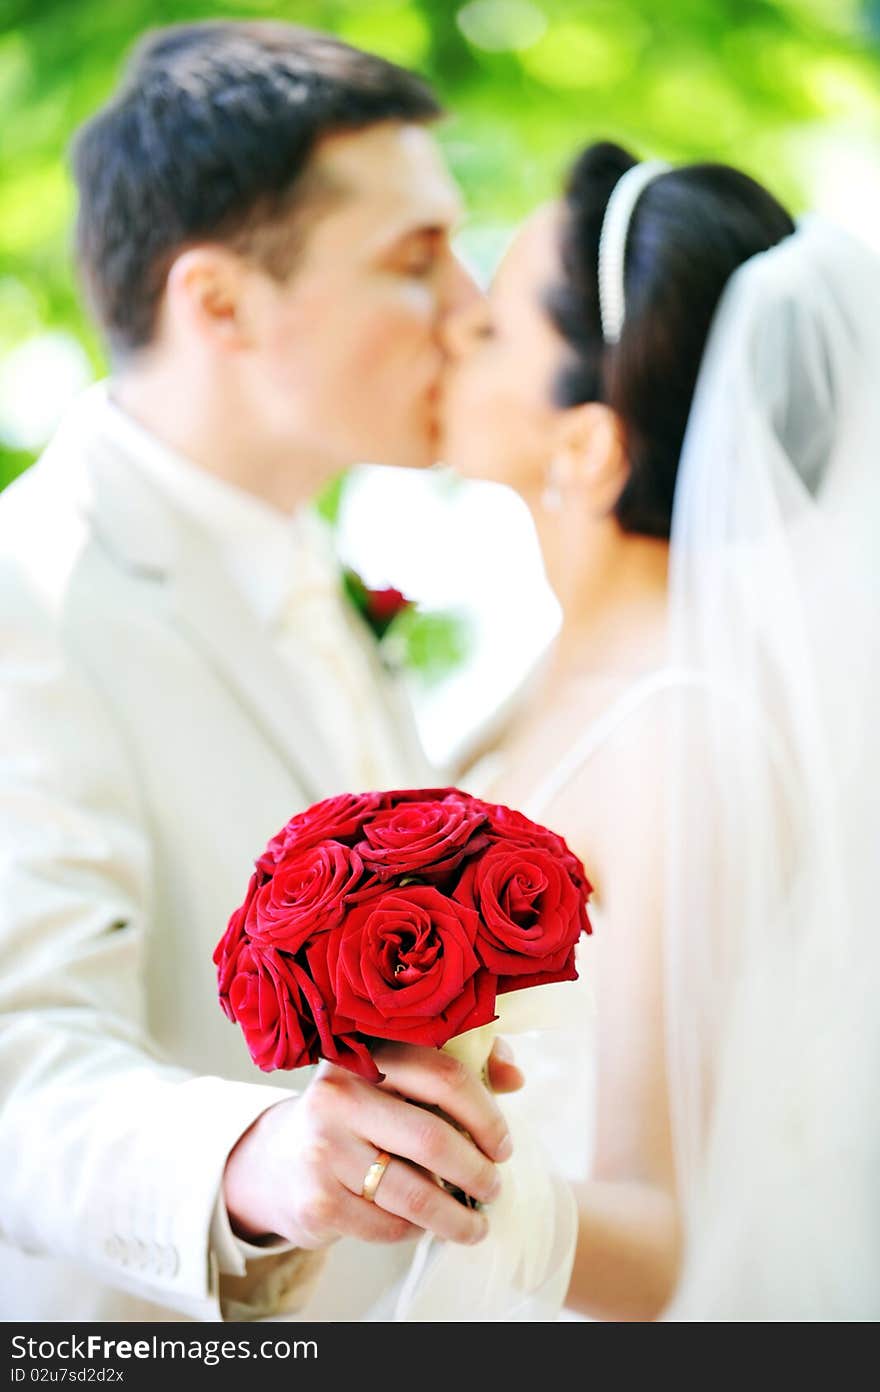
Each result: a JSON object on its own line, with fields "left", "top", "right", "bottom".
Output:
{"left": 552, "top": 402, "right": 629, "bottom": 515}
{"left": 164, "top": 247, "right": 252, "bottom": 351}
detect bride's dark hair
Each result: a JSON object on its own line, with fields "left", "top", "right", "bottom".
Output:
{"left": 548, "top": 142, "right": 795, "bottom": 538}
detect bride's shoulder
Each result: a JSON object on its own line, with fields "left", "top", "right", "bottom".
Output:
{"left": 546, "top": 666, "right": 715, "bottom": 781}
{"left": 464, "top": 671, "right": 630, "bottom": 803}
{"left": 536, "top": 668, "right": 717, "bottom": 840}
{"left": 464, "top": 663, "right": 722, "bottom": 826}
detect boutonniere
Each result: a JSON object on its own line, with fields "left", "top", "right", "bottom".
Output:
{"left": 342, "top": 570, "right": 413, "bottom": 639}
{"left": 342, "top": 568, "right": 471, "bottom": 685}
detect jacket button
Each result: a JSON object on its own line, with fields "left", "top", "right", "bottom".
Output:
{"left": 104, "top": 1235, "right": 123, "bottom": 1262}
{"left": 130, "top": 1238, "right": 149, "bottom": 1271}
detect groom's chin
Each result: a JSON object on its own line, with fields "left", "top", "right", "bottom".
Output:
{"left": 351, "top": 390, "right": 444, "bottom": 471}
{"left": 391, "top": 389, "right": 444, "bottom": 470}
{"left": 377, "top": 425, "right": 442, "bottom": 472}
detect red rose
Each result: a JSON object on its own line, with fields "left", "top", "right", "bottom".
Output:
{"left": 214, "top": 871, "right": 260, "bottom": 1016}
{"left": 356, "top": 796, "right": 488, "bottom": 882}
{"left": 222, "top": 942, "right": 320, "bottom": 1072}
{"left": 221, "top": 938, "right": 379, "bottom": 1081}
{"left": 476, "top": 800, "right": 593, "bottom": 902}
{"left": 376, "top": 787, "right": 463, "bottom": 807}
{"left": 309, "top": 885, "right": 497, "bottom": 1047}
{"left": 257, "top": 793, "right": 382, "bottom": 875}
{"left": 251, "top": 842, "right": 365, "bottom": 951}
{"left": 454, "top": 844, "right": 587, "bottom": 989}
{"left": 219, "top": 787, "right": 590, "bottom": 1084}
{"left": 365, "top": 585, "right": 410, "bottom": 627}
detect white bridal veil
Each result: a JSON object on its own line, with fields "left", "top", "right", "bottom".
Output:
{"left": 664, "top": 216, "right": 880, "bottom": 1318}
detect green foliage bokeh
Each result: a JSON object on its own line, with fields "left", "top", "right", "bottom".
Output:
{"left": 2, "top": 0, "right": 879, "bottom": 487}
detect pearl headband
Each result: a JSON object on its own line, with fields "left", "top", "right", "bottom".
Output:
{"left": 597, "top": 160, "right": 670, "bottom": 344}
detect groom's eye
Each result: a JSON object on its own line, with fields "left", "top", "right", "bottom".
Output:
{"left": 388, "top": 230, "right": 444, "bottom": 279}
{"left": 404, "top": 255, "right": 437, "bottom": 278}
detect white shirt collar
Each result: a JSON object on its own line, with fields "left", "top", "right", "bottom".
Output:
{"left": 95, "top": 380, "right": 333, "bottom": 629}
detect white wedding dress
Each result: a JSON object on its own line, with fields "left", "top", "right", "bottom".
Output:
{"left": 455, "top": 667, "right": 705, "bottom": 1323}
{"left": 516, "top": 664, "right": 712, "bottom": 1185}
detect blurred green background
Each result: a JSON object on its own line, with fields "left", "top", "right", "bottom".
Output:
{"left": 2, "top": 0, "right": 880, "bottom": 489}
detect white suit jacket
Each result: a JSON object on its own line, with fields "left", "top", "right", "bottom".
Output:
{"left": 0, "top": 391, "right": 431, "bottom": 1321}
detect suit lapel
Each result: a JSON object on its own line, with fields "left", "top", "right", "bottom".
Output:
{"left": 77, "top": 402, "right": 346, "bottom": 803}
{"left": 168, "top": 534, "right": 347, "bottom": 802}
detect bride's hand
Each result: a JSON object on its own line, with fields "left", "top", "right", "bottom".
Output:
{"left": 484, "top": 1035, "right": 525, "bottom": 1094}
{"left": 222, "top": 1039, "right": 520, "bottom": 1251}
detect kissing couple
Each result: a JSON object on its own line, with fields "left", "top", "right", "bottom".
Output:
{"left": 1, "top": 20, "right": 878, "bottom": 1323}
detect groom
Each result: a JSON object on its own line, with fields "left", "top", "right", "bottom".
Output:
{"left": 0, "top": 21, "right": 519, "bottom": 1322}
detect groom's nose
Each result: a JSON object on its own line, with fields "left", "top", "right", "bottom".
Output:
{"left": 440, "top": 253, "right": 484, "bottom": 326}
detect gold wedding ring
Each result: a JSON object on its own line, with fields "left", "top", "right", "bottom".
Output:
{"left": 361, "top": 1150, "right": 392, "bottom": 1204}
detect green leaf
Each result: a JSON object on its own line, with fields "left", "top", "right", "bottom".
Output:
{"left": 381, "top": 606, "right": 473, "bottom": 686}
{"left": 314, "top": 470, "right": 351, "bottom": 528}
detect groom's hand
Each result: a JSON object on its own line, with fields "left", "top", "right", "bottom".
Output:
{"left": 223, "top": 1039, "right": 521, "bottom": 1251}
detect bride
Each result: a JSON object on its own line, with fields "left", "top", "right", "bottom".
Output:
{"left": 441, "top": 142, "right": 880, "bottom": 1320}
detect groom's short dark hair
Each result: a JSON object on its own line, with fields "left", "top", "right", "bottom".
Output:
{"left": 71, "top": 22, "right": 443, "bottom": 358}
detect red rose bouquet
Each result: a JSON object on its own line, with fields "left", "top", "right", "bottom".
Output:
{"left": 215, "top": 788, "right": 592, "bottom": 1085}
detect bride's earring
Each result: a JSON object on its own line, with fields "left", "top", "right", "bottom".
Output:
{"left": 541, "top": 457, "right": 565, "bottom": 513}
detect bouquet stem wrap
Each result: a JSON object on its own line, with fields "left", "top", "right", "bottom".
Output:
{"left": 392, "top": 999, "right": 578, "bottom": 1323}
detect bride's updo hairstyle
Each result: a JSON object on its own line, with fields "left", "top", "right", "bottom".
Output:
{"left": 548, "top": 142, "right": 795, "bottom": 538}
